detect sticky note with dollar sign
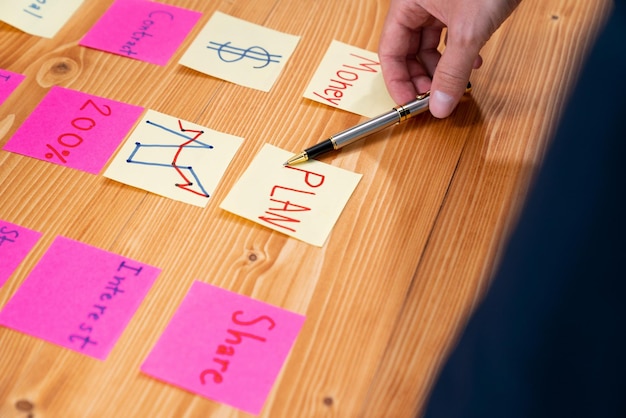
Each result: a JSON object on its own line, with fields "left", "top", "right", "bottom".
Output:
{"left": 179, "top": 11, "right": 300, "bottom": 92}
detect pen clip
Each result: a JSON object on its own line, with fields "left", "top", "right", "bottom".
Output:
{"left": 395, "top": 91, "right": 430, "bottom": 122}
{"left": 416, "top": 91, "right": 430, "bottom": 101}
{"left": 395, "top": 82, "right": 472, "bottom": 122}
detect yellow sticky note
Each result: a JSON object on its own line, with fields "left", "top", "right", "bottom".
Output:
{"left": 180, "top": 11, "right": 300, "bottom": 92}
{"left": 0, "top": 0, "right": 84, "bottom": 38}
{"left": 220, "top": 144, "right": 362, "bottom": 247}
{"left": 303, "top": 40, "right": 396, "bottom": 118}
{"left": 104, "top": 109, "right": 243, "bottom": 207}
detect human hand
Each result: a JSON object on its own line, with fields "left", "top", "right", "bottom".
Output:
{"left": 379, "top": 0, "right": 520, "bottom": 118}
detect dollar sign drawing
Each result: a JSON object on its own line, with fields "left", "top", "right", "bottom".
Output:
{"left": 207, "top": 41, "right": 282, "bottom": 69}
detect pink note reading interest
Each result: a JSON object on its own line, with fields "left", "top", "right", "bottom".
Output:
{"left": 141, "top": 281, "right": 306, "bottom": 415}
{"left": 0, "top": 236, "right": 160, "bottom": 360}
{"left": 79, "top": 0, "right": 201, "bottom": 66}
{"left": 2, "top": 86, "right": 144, "bottom": 174}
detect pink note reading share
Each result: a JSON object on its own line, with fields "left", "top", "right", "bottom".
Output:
{"left": 0, "top": 69, "right": 25, "bottom": 106}
{"left": 0, "top": 236, "right": 160, "bottom": 360}
{"left": 141, "top": 281, "right": 306, "bottom": 415}
{"left": 3, "top": 86, "right": 143, "bottom": 174}
{"left": 79, "top": 0, "right": 201, "bottom": 66}
{"left": 0, "top": 220, "right": 41, "bottom": 289}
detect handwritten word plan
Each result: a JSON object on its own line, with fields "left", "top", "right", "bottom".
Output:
{"left": 141, "top": 281, "right": 305, "bottom": 415}
{"left": 303, "top": 40, "right": 396, "bottom": 118}
{"left": 0, "top": 220, "right": 41, "bottom": 289}
{"left": 220, "top": 144, "right": 362, "bottom": 247}
{"left": 0, "top": 236, "right": 160, "bottom": 360}
{"left": 0, "top": 0, "right": 85, "bottom": 38}
{"left": 79, "top": 0, "right": 201, "bottom": 66}
{"left": 3, "top": 86, "right": 144, "bottom": 174}
{"left": 0, "top": 69, "right": 25, "bottom": 107}
{"left": 104, "top": 109, "right": 244, "bottom": 207}
{"left": 180, "top": 11, "right": 300, "bottom": 92}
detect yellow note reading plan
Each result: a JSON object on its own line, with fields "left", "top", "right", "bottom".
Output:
{"left": 220, "top": 144, "right": 362, "bottom": 247}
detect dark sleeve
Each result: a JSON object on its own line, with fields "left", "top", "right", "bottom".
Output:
{"left": 423, "top": 2, "right": 626, "bottom": 417}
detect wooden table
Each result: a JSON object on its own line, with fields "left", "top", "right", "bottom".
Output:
{"left": 0, "top": 0, "right": 611, "bottom": 416}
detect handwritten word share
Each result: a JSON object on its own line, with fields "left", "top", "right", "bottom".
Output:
{"left": 304, "top": 40, "right": 396, "bottom": 118}
{"left": 0, "top": 220, "right": 41, "bottom": 289}
{"left": 79, "top": 0, "right": 201, "bottom": 66}
{"left": 141, "top": 281, "right": 305, "bottom": 415}
{"left": 0, "top": 0, "right": 85, "bottom": 38}
{"left": 0, "top": 69, "right": 25, "bottom": 107}
{"left": 220, "top": 144, "right": 362, "bottom": 247}
{"left": 180, "top": 11, "right": 300, "bottom": 92}
{"left": 0, "top": 236, "right": 160, "bottom": 360}
{"left": 3, "top": 86, "right": 143, "bottom": 174}
{"left": 104, "top": 109, "right": 243, "bottom": 207}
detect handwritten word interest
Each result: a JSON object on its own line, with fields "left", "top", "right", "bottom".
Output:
{"left": 68, "top": 261, "right": 144, "bottom": 349}
{"left": 23, "top": 0, "right": 46, "bottom": 19}
{"left": 313, "top": 53, "right": 381, "bottom": 106}
{"left": 120, "top": 10, "right": 174, "bottom": 57}
{"left": 199, "top": 310, "right": 276, "bottom": 384}
{"left": 259, "top": 165, "right": 325, "bottom": 233}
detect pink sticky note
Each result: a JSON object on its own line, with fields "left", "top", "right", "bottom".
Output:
{"left": 0, "top": 236, "right": 160, "bottom": 360}
{"left": 3, "top": 86, "right": 143, "bottom": 174}
{"left": 0, "top": 69, "right": 25, "bottom": 106}
{"left": 79, "top": 0, "right": 201, "bottom": 66}
{"left": 0, "top": 220, "right": 41, "bottom": 289}
{"left": 141, "top": 281, "right": 305, "bottom": 415}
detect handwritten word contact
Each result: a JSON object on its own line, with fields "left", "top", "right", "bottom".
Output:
{"left": 120, "top": 10, "right": 174, "bottom": 57}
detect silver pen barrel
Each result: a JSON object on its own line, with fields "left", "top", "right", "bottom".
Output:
{"left": 330, "top": 92, "right": 431, "bottom": 149}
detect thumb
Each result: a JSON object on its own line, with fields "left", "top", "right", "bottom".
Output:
{"left": 429, "top": 41, "right": 478, "bottom": 118}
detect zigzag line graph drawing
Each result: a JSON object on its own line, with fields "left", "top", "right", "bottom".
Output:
{"left": 126, "top": 119, "right": 214, "bottom": 198}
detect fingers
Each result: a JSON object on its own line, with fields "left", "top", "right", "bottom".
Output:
{"left": 473, "top": 54, "right": 483, "bottom": 69}
{"left": 428, "top": 29, "right": 482, "bottom": 118}
{"left": 379, "top": 21, "right": 422, "bottom": 102}
{"left": 379, "top": 0, "right": 441, "bottom": 104}
{"left": 416, "top": 26, "right": 444, "bottom": 82}
{"left": 379, "top": 0, "right": 522, "bottom": 118}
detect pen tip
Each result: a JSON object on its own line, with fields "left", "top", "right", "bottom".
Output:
{"left": 284, "top": 152, "right": 308, "bottom": 166}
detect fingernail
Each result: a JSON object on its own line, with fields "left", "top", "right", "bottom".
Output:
{"left": 431, "top": 90, "right": 455, "bottom": 118}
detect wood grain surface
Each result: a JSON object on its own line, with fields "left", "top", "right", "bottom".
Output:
{"left": 0, "top": 0, "right": 611, "bottom": 417}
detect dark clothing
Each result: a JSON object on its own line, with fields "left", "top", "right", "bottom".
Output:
{"left": 423, "top": 2, "right": 626, "bottom": 417}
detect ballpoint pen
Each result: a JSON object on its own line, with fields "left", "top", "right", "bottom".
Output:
{"left": 284, "top": 83, "right": 472, "bottom": 166}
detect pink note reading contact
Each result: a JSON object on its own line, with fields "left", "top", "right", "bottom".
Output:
{"left": 141, "top": 281, "right": 306, "bottom": 415}
{"left": 0, "top": 236, "right": 160, "bottom": 360}
{"left": 0, "top": 220, "right": 41, "bottom": 289}
{"left": 79, "top": 0, "right": 201, "bottom": 66}
{"left": 3, "top": 86, "right": 143, "bottom": 174}
{"left": 0, "top": 69, "right": 25, "bottom": 106}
